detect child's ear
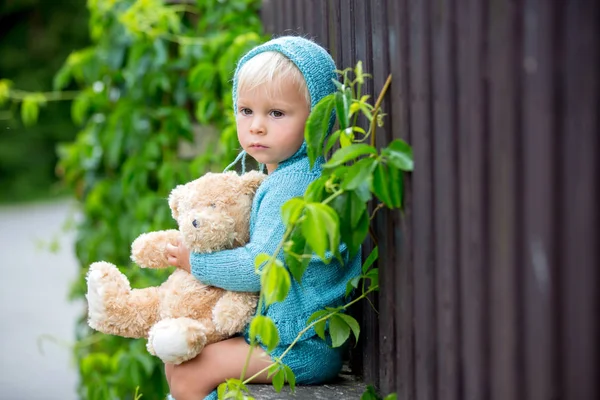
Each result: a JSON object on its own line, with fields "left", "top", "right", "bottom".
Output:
{"left": 240, "top": 171, "right": 265, "bottom": 194}
{"left": 168, "top": 184, "right": 185, "bottom": 220}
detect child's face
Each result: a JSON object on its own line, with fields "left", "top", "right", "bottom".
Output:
{"left": 236, "top": 77, "right": 310, "bottom": 174}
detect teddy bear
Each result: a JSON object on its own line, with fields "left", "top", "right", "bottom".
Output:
{"left": 85, "top": 170, "right": 265, "bottom": 364}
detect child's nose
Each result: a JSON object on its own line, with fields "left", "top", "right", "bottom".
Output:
{"left": 249, "top": 118, "right": 266, "bottom": 135}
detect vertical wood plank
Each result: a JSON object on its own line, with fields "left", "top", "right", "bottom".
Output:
{"left": 431, "top": 0, "right": 460, "bottom": 399}
{"left": 561, "top": 2, "right": 600, "bottom": 400}
{"left": 409, "top": 0, "right": 437, "bottom": 399}
{"left": 294, "top": 0, "right": 305, "bottom": 35}
{"left": 318, "top": 0, "right": 330, "bottom": 49}
{"left": 370, "top": 0, "right": 395, "bottom": 394}
{"left": 261, "top": 0, "right": 274, "bottom": 35}
{"left": 283, "top": 0, "right": 294, "bottom": 33}
{"left": 339, "top": 0, "right": 355, "bottom": 69}
{"left": 521, "top": 1, "right": 560, "bottom": 399}
{"left": 487, "top": 1, "right": 524, "bottom": 400}
{"left": 456, "top": 0, "right": 490, "bottom": 399}
{"left": 329, "top": 0, "right": 343, "bottom": 67}
{"left": 388, "top": 0, "right": 414, "bottom": 397}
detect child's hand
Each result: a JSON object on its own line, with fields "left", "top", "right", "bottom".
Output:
{"left": 166, "top": 240, "right": 191, "bottom": 273}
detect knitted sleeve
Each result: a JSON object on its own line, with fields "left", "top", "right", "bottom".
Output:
{"left": 189, "top": 172, "right": 313, "bottom": 292}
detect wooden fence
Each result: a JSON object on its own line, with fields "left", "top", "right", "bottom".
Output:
{"left": 261, "top": 1, "right": 599, "bottom": 399}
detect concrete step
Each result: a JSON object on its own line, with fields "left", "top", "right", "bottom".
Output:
{"left": 247, "top": 372, "right": 365, "bottom": 399}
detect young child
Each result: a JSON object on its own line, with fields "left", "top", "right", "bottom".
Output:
{"left": 165, "top": 36, "right": 362, "bottom": 400}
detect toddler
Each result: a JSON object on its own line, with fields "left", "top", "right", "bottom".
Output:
{"left": 166, "top": 36, "right": 362, "bottom": 400}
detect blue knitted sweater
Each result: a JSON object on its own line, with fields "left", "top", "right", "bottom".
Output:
{"left": 190, "top": 146, "right": 362, "bottom": 345}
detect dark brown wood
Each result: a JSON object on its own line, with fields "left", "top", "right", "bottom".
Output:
{"left": 370, "top": 0, "right": 396, "bottom": 394}
{"left": 431, "top": 1, "right": 460, "bottom": 399}
{"left": 328, "top": 0, "right": 343, "bottom": 67}
{"left": 456, "top": 0, "right": 490, "bottom": 399}
{"left": 561, "top": 2, "right": 599, "bottom": 400}
{"left": 487, "top": 1, "right": 523, "bottom": 400}
{"left": 387, "top": 0, "right": 415, "bottom": 398}
{"left": 521, "top": 1, "right": 561, "bottom": 399}
{"left": 409, "top": 1, "right": 437, "bottom": 400}
{"left": 261, "top": 2, "right": 600, "bottom": 399}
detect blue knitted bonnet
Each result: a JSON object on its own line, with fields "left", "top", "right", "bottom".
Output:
{"left": 232, "top": 36, "right": 337, "bottom": 112}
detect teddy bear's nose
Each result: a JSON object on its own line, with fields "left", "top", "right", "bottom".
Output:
{"left": 192, "top": 219, "right": 200, "bottom": 228}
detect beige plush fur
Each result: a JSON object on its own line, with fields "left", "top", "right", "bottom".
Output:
{"left": 85, "top": 171, "right": 265, "bottom": 364}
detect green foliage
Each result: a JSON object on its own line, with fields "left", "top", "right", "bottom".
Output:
{"left": 4, "top": 0, "right": 264, "bottom": 398}
{"left": 0, "top": 0, "right": 89, "bottom": 203}
{"left": 225, "top": 63, "right": 412, "bottom": 399}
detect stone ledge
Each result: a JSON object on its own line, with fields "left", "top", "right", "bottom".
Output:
{"left": 246, "top": 372, "right": 365, "bottom": 399}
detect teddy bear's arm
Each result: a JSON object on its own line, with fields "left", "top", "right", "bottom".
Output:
{"left": 131, "top": 229, "right": 181, "bottom": 268}
{"left": 212, "top": 292, "right": 259, "bottom": 336}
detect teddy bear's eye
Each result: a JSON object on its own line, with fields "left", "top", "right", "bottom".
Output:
{"left": 209, "top": 202, "right": 216, "bottom": 208}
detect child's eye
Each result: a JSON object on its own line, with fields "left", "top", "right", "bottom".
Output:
{"left": 270, "top": 110, "right": 284, "bottom": 118}
{"left": 239, "top": 108, "right": 252, "bottom": 116}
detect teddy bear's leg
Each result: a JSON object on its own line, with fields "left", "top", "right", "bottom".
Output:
{"left": 212, "top": 292, "right": 259, "bottom": 336}
{"left": 147, "top": 317, "right": 209, "bottom": 365}
{"left": 86, "top": 261, "right": 160, "bottom": 338}
{"left": 130, "top": 229, "right": 181, "bottom": 269}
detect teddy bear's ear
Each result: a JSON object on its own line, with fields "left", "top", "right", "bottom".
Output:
{"left": 240, "top": 170, "right": 266, "bottom": 194}
{"left": 168, "top": 184, "right": 185, "bottom": 220}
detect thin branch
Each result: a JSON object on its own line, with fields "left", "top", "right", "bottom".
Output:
{"left": 369, "top": 74, "right": 392, "bottom": 148}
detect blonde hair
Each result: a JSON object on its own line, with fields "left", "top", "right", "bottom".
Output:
{"left": 236, "top": 51, "right": 311, "bottom": 107}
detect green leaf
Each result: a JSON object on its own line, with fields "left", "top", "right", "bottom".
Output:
{"left": 388, "top": 164, "right": 403, "bottom": 208}
{"left": 254, "top": 253, "right": 271, "bottom": 272}
{"left": 72, "top": 94, "right": 91, "bottom": 125}
{"left": 267, "top": 364, "right": 280, "bottom": 378}
{"left": 21, "top": 95, "right": 45, "bottom": 127}
{"left": 284, "top": 227, "right": 311, "bottom": 284}
{"left": 218, "top": 382, "right": 227, "bottom": 399}
{"left": 53, "top": 64, "right": 72, "bottom": 91}
{"left": 329, "top": 314, "right": 351, "bottom": 347}
{"left": 314, "top": 319, "right": 327, "bottom": 340}
{"left": 371, "top": 162, "right": 393, "bottom": 207}
{"left": 349, "top": 209, "right": 369, "bottom": 258}
{"left": 355, "top": 61, "right": 364, "bottom": 84}
{"left": 383, "top": 139, "right": 414, "bottom": 171}
{"left": 366, "top": 269, "right": 379, "bottom": 290}
{"left": 361, "top": 385, "right": 380, "bottom": 400}
{"left": 304, "top": 176, "right": 328, "bottom": 203}
{"left": 340, "top": 128, "right": 354, "bottom": 148}
{"left": 284, "top": 365, "right": 296, "bottom": 392}
{"left": 384, "top": 394, "right": 399, "bottom": 400}
{"left": 346, "top": 276, "right": 361, "bottom": 297}
{"left": 342, "top": 158, "right": 376, "bottom": 191}
{"left": 249, "top": 316, "right": 280, "bottom": 352}
{"left": 362, "top": 247, "right": 379, "bottom": 274}
{"left": 302, "top": 203, "right": 340, "bottom": 261}
{"left": 272, "top": 368, "right": 285, "bottom": 392}
{"left": 324, "top": 129, "right": 342, "bottom": 155}
{"left": 306, "top": 94, "right": 335, "bottom": 167}
{"left": 281, "top": 198, "right": 305, "bottom": 226}
{"left": 335, "top": 90, "right": 350, "bottom": 130}
{"left": 307, "top": 309, "right": 330, "bottom": 325}
{"left": 324, "top": 144, "right": 377, "bottom": 169}
{"left": 337, "top": 313, "right": 361, "bottom": 344}
{"left": 262, "top": 260, "right": 291, "bottom": 305}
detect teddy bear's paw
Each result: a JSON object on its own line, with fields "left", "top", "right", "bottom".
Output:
{"left": 212, "top": 292, "right": 258, "bottom": 336}
{"left": 131, "top": 230, "right": 180, "bottom": 269}
{"left": 86, "top": 261, "right": 131, "bottom": 332}
{"left": 147, "top": 318, "right": 208, "bottom": 365}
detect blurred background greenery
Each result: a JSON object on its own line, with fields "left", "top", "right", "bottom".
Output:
{"left": 0, "top": 0, "right": 89, "bottom": 203}
{"left": 1, "top": 0, "right": 265, "bottom": 398}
